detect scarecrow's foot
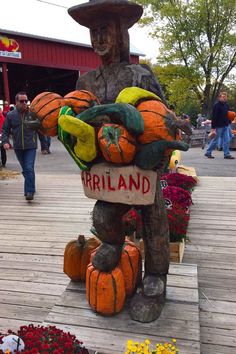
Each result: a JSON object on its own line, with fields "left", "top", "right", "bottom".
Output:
{"left": 92, "top": 242, "right": 122, "bottom": 272}
{"left": 143, "top": 274, "right": 166, "bottom": 297}
{"left": 130, "top": 290, "right": 165, "bottom": 323}
{"left": 130, "top": 275, "right": 167, "bottom": 322}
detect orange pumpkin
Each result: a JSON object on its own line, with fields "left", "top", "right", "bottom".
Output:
{"left": 137, "top": 100, "right": 178, "bottom": 144}
{"left": 119, "top": 240, "right": 142, "bottom": 297}
{"left": 90, "top": 240, "right": 142, "bottom": 297}
{"left": 39, "top": 126, "right": 57, "bottom": 137}
{"left": 30, "top": 92, "right": 64, "bottom": 136}
{"left": 86, "top": 263, "right": 125, "bottom": 315}
{"left": 98, "top": 123, "right": 136, "bottom": 164}
{"left": 64, "top": 90, "right": 99, "bottom": 115}
{"left": 63, "top": 235, "right": 100, "bottom": 282}
{"left": 227, "top": 111, "right": 236, "bottom": 122}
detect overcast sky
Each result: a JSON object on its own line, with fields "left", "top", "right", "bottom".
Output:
{"left": 0, "top": 0, "right": 160, "bottom": 62}
{"left": 41, "top": 0, "right": 160, "bottom": 62}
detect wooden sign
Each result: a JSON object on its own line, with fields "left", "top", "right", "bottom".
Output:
{"left": 81, "top": 163, "right": 157, "bottom": 205}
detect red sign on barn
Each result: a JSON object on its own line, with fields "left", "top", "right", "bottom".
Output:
{"left": 0, "top": 34, "right": 21, "bottom": 58}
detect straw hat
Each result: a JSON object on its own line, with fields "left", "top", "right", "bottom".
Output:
{"left": 68, "top": 0, "right": 143, "bottom": 29}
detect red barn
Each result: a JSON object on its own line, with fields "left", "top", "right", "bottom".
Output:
{"left": 0, "top": 0, "right": 143, "bottom": 104}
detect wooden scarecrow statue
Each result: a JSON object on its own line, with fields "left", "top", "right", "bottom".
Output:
{"left": 29, "top": 0, "right": 192, "bottom": 323}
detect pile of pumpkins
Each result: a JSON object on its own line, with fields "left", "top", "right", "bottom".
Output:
{"left": 63, "top": 235, "right": 142, "bottom": 315}
{"left": 29, "top": 87, "right": 188, "bottom": 172}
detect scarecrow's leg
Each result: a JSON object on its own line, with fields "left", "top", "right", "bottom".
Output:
{"left": 130, "top": 172, "right": 170, "bottom": 322}
{"left": 92, "top": 200, "right": 130, "bottom": 271}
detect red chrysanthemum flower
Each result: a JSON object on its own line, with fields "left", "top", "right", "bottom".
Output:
{"left": 0, "top": 324, "right": 88, "bottom": 353}
{"left": 161, "top": 172, "right": 197, "bottom": 192}
{"left": 167, "top": 202, "right": 190, "bottom": 242}
{"left": 163, "top": 185, "right": 192, "bottom": 209}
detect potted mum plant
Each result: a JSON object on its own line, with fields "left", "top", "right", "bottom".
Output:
{"left": 125, "top": 338, "right": 179, "bottom": 353}
{"left": 0, "top": 324, "right": 89, "bottom": 353}
{"left": 161, "top": 172, "right": 197, "bottom": 193}
{"left": 167, "top": 202, "right": 190, "bottom": 263}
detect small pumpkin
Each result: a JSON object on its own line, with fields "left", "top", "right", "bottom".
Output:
{"left": 63, "top": 235, "right": 100, "bottom": 282}
{"left": 137, "top": 100, "right": 178, "bottom": 144}
{"left": 30, "top": 92, "right": 64, "bottom": 136}
{"left": 39, "top": 126, "right": 57, "bottom": 137}
{"left": 227, "top": 111, "right": 236, "bottom": 122}
{"left": 90, "top": 240, "right": 142, "bottom": 297}
{"left": 119, "top": 240, "right": 142, "bottom": 297}
{"left": 64, "top": 90, "right": 99, "bottom": 115}
{"left": 86, "top": 263, "right": 125, "bottom": 315}
{"left": 98, "top": 123, "right": 136, "bottom": 164}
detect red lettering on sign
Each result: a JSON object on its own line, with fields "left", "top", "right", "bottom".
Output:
{"left": 107, "top": 175, "right": 115, "bottom": 191}
{"left": 102, "top": 175, "right": 105, "bottom": 189}
{"left": 129, "top": 173, "right": 140, "bottom": 191}
{"left": 142, "top": 176, "right": 150, "bottom": 194}
{"left": 93, "top": 174, "right": 100, "bottom": 191}
{"left": 85, "top": 172, "right": 92, "bottom": 190}
{"left": 81, "top": 171, "right": 85, "bottom": 185}
{"left": 118, "top": 175, "right": 128, "bottom": 190}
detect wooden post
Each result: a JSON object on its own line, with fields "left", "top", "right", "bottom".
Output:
{"left": 2, "top": 63, "right": 10, "bottom": 103}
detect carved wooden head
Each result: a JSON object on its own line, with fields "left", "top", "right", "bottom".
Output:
{"left": 68, "top": 0, "right": 143, "bottom": 64}
{"left": 89, "top": 18, "right": 129, "bottom": 64}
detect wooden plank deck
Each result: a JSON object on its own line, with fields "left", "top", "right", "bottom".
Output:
{"left": 1, "top": 149, "right": 236, "bottom": 354}
{"left": 184, "top": 177, "right": 236, "bottom": 354}
{"left": 0, "top": 172, "right": 95, "bottom": 332}
{"left": 44, "top": 263, "right": 200, "bottom": 354}
{"left": 0, "top": 169, "right": 200, "bottom": 353}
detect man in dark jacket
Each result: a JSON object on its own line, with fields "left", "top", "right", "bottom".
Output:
{"left": 2, "top": 91, "right": 38, "bottom": 200}
{"left": 205, "top": 92, "right": 234, "bottom": 159}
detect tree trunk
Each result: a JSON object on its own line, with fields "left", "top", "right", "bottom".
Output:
{"left": 202, "top": 83, "right": 212, "bottom": 118}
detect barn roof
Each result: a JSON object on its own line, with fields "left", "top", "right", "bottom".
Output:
{"left": 0, "top": 0, "right": 144, "bottom": 56}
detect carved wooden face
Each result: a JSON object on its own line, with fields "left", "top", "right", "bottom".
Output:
{"left": 90, "top": 20, "right": 117, "bottom": 59}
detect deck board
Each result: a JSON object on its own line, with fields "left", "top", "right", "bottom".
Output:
{"left": 184, "top": 176, "right": 236, "bottom": 354}
{"left": 1, "top": 158, "right": 236, "bottom": 354}
{"left": 0, "top": 172, "right": 95, "bottom": 337}
{"left": 45, "top": 263, "right": 200, "bottom": 354}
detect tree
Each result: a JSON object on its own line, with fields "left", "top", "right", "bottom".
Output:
{"left": 136, "top": 0, "right": 236, "bottom": 117}
{"left": 140, "top": 60, "right": 201, "bottom": 123}
{"left": 153, "top": 64, "right": 201, "bottom": 122}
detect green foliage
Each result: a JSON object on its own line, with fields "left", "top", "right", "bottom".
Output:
{"left": 227, "top": 84, "right": 236, "bottom": 111}
{"left": 136, "top": 0, "right": 236, "bottom": 117}
{"left": 151, "top": 63, "right": 201, "bottom": 123}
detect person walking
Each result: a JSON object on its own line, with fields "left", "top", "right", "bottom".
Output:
{"left": 2, "top": 101, "right": 10, "bottom": 118}
{"left": 2, "top": 91, "right": 38, "bottom": 200}
{"left": 0, "top": 108, "right": 7, "bottom": 167}
{"left": 197, "top": 113, "right": 204, "bottom": 129}
{"left": 38, "top": 131, "right": 51, "bottom": 154}
{"left": 205, "top": 92, "right": 235, "bottom": 159}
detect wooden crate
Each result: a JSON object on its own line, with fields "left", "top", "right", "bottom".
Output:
{"left": 177, "top": 164, "right": 199, "bottom": 183}
{"left": 169, "top": 239, "right": 185, "bottom": 263}
{"left": 138, "top": 239, "right": 185, "bottom": 263}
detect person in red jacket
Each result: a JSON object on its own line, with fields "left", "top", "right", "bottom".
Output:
{"left": 2, "top": 101, "right": 10, "bottom": 118}
{"left": 0, "top": 108, "right": 7, "bottom": 167}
